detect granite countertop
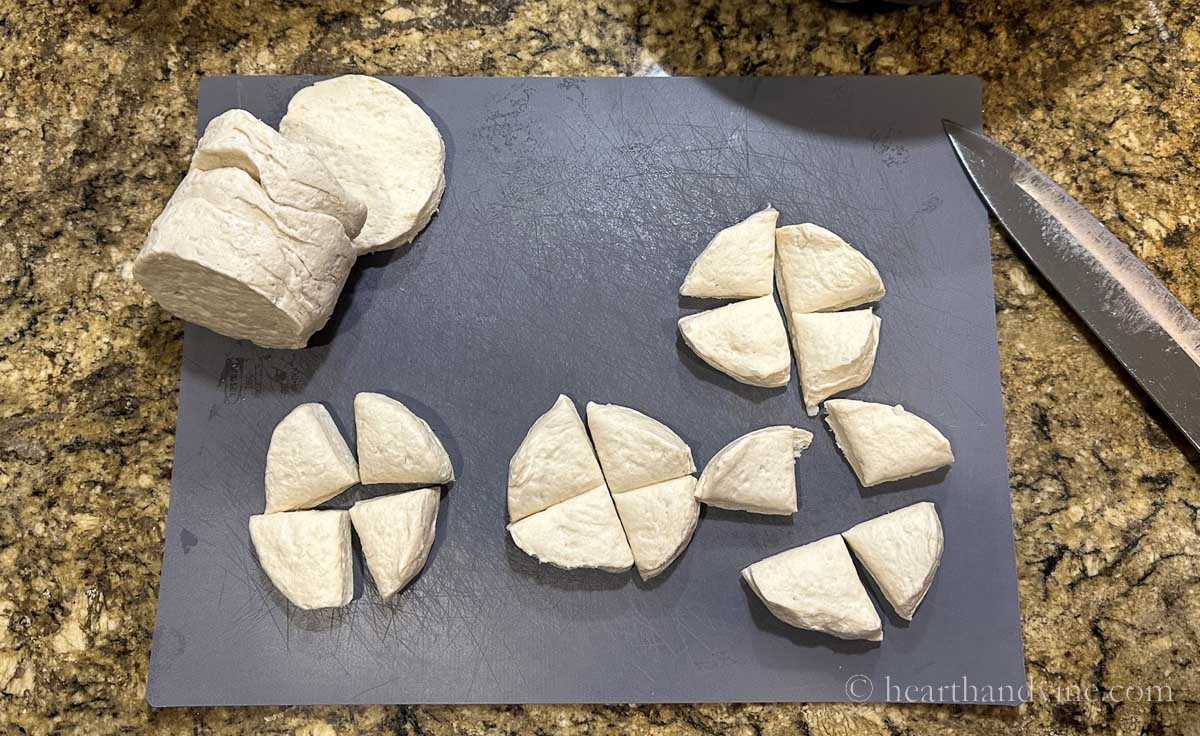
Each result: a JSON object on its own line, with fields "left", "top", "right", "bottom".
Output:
{"left": 1, "top": 0, "right": 1197, "bottom": 733}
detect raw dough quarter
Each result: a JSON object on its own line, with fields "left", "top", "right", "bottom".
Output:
{"left": 679, "top": 207, "right": 779, "bottom": 298}
{"left": 611, "top": 475, "right": 700, "bottom": 580}
{"left": 507, "top": 394, "right": 606, "bottom": 522}
{"left": 249, "top": 509, "right": 353, "bottom": 610}
{"left": 824, "top": 399, "right": 954, "bottom": 487}
{"left": 677, "top": 295, "right": 792, "bottom": 388}
{"left": 354, "top": 392, "right": 454, "bottom": 485}
{"left": 507, "top": 484, "right": 634, "bottom": 573}
{"left": 280, "top": 75, "right": 446, "bottom": 253}
{"left": 775, "top": 223, "right": 885, "bottom": 314}
{"left": 787, "top": 308, "right": 881, "bottom": 415}
{"left": 842, "top": 502, "right": 943, "bottom": 620}
{"left": 694, "top": 426, "right": 813, "bottom": 515}
{"left": 349, "top": 488, "right": 441, "bottom": 600}
{"left": 264, "top": 403, "right": 359, "bottom": 513}
{"left": 741, "top": 534, "right": 882, "bottom": 641}
{"left": 586, "top": 402, "right": 695, "bottom": 493}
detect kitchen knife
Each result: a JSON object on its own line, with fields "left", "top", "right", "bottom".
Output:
{"left": 944, "top": 120, "right": 1200, "bottom": 453}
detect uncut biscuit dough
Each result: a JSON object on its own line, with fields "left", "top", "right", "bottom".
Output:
{"left": 775, "top": 223, "right": 885, "bottom": 314}
{"left": 694, "top": 426, "right": 813, "bottom": 515}
{"left": 787, "top": 308, "right": 881, "bottom": 415}
{"left": 586, "top": 402, "right": 695, "bottom": 493}
{"left": 507, "top": 395, "right": 605, "bottom": 522}
{"left": 824, "top": 400, "right": 954, "bottom": 487}
{"left": 507, "top": 484, "right": 634, "bottom": 573}
{"left": 611, "top": 475, "right": 700, "bottom": 580}
{"left": 355, "top": 392, "right": 454, "bottom": 485}
{"left": 842, "top": 502, "right": 943, "bottom": 620}
{"left": 680, "top": 207, "right": 779, "bottom": 298}
{"left": 264, "top": 403, "right": 359, "bottom": 513}
{"left": 678, "top": 295, "right": 792, "bottom": 388}
{"left": 280, "top": 75, "right": 446, "bottom": 253}
{"left": 350, "top": 488, "right": 441, "bottom": 600}
{"left": 249, "top": 509, "right": 353, "bottom": 610}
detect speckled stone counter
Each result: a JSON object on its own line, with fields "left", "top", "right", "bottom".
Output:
{"left": 1, "top": 1, "right": 1197, "bottom": 733}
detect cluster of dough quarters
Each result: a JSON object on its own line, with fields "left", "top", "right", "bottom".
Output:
{"left": 741, "top": 501, "right": 944, "bottom": 640}
{"left": 506, "top": 395, "right": 701, "bottom": 580}
{"left": 251, "top": 393, "right": 454, "bottom": 608}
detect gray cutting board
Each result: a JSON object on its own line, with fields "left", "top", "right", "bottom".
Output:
{"left": 146, "top": 76, "right": 1025, "bottom": 706}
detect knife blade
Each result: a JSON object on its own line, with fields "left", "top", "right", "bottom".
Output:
{"left": 944, "top": 120, "right": 1200, "bottom": 453}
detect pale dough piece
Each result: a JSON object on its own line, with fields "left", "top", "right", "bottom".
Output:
{"left": 354, "top": 392, "right": 454, "bottom": 485}
{"left": 264, "top": 403, "right": 359, "bottom": 513}
{"left": 842, "top": 502, "right": 943, "bottom": 620}
{"left": 611, "top": 475, "right": 700, "bottom": 580}
{"left": 349, "top": 488, "right": 440, "bottom": 600}
{"left": 787, "top": 308, "right": 881, "bottom": 415}
{"left": 678, "top": 295, "right": 792, "bottom": 388}
{"left": 133, "top": 168, "right": 356, "bottom": 349}
{"left": 280, "top": 75, "right": 446, "bottom": 253}
{"left": 775, "top": 223, "right": 885, "bottom": 314}
{"left": 249, "top": 509, "right": 353, "bottom": 610}
{"left": 507, "top": 395, "right": 605, "bottom": 522}
{"left": 694, "top": 426, "right": 813, "bottom": 515}
{"left": 824, "top": 400, "right": 954, "bottom": 487}
{"left": 507, "top": 484, "right": 634, "bottom": 573}
{"left": 680, "top": 207, "right": 779, "bottom": 298}
{"left": 586, "top": 402, "right": 695, "bottom": 493}
{"left": 191, "top": 108, "right": 368, "bottom": 238}
{"left": 741, "top": 534, "right": 882, "bottom": 641}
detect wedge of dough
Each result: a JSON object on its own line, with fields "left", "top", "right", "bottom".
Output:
{"left": 507, "top": 395, "right": 605, "bottom": 522}
{"left": 824, "top": 400, "right": 954, "bottom": 487}
{"left": 355, "top": 392, "right": 453, "bottom": 485}
{"left": 264, "top": 403, "right": 359, "bottom": 513}
{"left": 249, "top": 509, "right": 353, "bottom": 610}
{"left": 611, "top": 475, "right": 700, "bottom": 580}
{"left": 586, "top": 402, "right": 695, "bottom": 493}
{"left": 133, "top": 168, "right": 357, "bottom": 349}
{"left": 741, "top": 534, "right": 882, "bottom": 641}
{"left": 680, "top": 207, "right": 779, "bottom": 298}
{"left": 842, "top": 502, "right": 943, "bottom": 620}
{"left": 507, "top": 484, "right": 634, "bottom": 573}
{"left": 350, "top": 488, "right": 440, "bottom": 600}
{"left": 280, "top": 75, "right": 446, "bottom": 253}
{"left": 191, "top": 108, "right": 368, "bottom": 238}
{"left": 775, "top": 224, "right": 885, "bottom": 314}
{"left": 694, "top": 426, "right": 813, "bottom": 515}
{"left": 678, "top": 295, "right": 792, "bottom": 388}
{"left": 788, "top": 309, "right": 881, "bottom": 415}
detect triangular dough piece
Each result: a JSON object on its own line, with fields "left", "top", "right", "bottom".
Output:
{"left": 507, "top": 484, "right": 634, "bottom": 573}
{"left": 842, "top": 502, "right": 943, "bottom": 620}
{"left": 678, "top": 295, "right": 792, "bottom": 388}
{"left": 775, "top": 224, "right": 885, "bottom": 313}
{"left": 787, "top": 309, "right": 881, "bottom": 416}
{"left": 249, "top": 509, "right": 353, "bottom": 610}
{"left": 586, "top": 402, "right": 695, "bottom": 493}
{"left": 507, "top": 395, "right": 605, "bottom": 522}
{"left": 265, "top": 403, "right": 359, "bottom": 513}
{"left": 611, "top": 476, "right": 700, "bottom": 580}
{"left": 741, "top": 534, "right": 882, "bottom": 641}
{"left": 349, "top": 488, "right": 440, "bottom": 600}
{"left": 354, "top": 392, "right": 454, "bottom": 485}
{"left": 680, "top": 207, "right": 779, "bottom": 298}
{"left": 694, "top": 426, "right": 813, "bottom": 515}
{"left": 824, "top": 400, "right": 954, "bottom": 487}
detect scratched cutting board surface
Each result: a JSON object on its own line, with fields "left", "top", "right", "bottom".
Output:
{"left": 146, "top": 76, "right": 1025, "bottom": 706}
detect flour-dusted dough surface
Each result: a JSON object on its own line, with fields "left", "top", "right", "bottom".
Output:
{"left": 264, "top": 403, "right": 359, "bottom": 513}
{"left": 280, "top": 75, "right": 446, "bottom": 253}
{"left": 842, "top": 502, "right": 943, "bottom": 620}
{"left": 825, "top": 399, "right": 955, "bottom": 487}
{"left": 249, "top": 509, "right": 353, "bottom": 610}
{"left": 507, "top": 395, "right": 606, "bottom": 521}
{"left": 775, "top": 223, "right": 885, "bottom": 314}
{"left": 611, "top": 475, "right": 700, "bottom": 580}
{"left": 586, "top": 402, "right": 695, "bottom": 493}
{"left": 787, "top": 308, "right": 881, "bottom": 415}
{"left": 694, "top": 426, "right": 813, "bottom": 515}
{"left": 741, "top": 534, "right": 882, "bottom": 641}
{"left": 133, "top": 168, "right": 357, "bottom": 349}
{"left": 354, "top": 392, "right": 454, "bottom": 485}
{"left": 678, "top": 295, "right": 792, "bottom": 388}
{"left": 191, "top": 109, "right": 368, "bottom": 238}
{"left": 680, "top": 207, "right": 779, "bottom": 298}
{"left": 507, "top": 484, "right": 634, "bottom": 573}
{"left": 349, "top": 487, "right": 440, "bottom": 600}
